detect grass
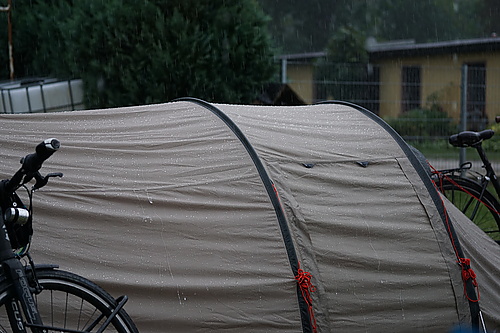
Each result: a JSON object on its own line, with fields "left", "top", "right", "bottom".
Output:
{"left": 408, "top": 139, "right": 500, "bottom": 162}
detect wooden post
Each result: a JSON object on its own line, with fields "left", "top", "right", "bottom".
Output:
{"left": 1, "top": 0, "right": 14, "bottom": 80}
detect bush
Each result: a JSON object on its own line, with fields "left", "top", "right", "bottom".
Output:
{"left": 483, "top": 122, "right": 500, "bottom": 152}
{"left": 384, "top": 108, "right": 457, "bottom": 140}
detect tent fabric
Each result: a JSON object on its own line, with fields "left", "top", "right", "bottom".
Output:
{"left": 444, "top": 195, "right": 500, "bottom": 331}
{"left": 0, "top": 100, "right": 498, "bottom": 332}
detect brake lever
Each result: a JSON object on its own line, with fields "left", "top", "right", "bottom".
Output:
{"left": 33, "top": 172, "right": 64, "bottom": 191}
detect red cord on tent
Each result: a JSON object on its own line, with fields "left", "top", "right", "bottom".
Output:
{"left": 428, "top": 163, "right": 480, "bottom": 303}
{"left": 459, "top": 258, "right": 480, "bottom": 302}
{"left": 295, "top": 264, "right": 318, "bottom": 333}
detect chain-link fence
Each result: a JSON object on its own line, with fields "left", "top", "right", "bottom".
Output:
{"left": 309, "top": 62, "right": 500, "bottom": 171}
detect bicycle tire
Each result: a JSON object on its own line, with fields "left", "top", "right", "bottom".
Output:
{"left": 0, "top": 267, "right": 138, "bottom": 333}
{"left": 438, "top": 176, "right": 500, "bottom": 242}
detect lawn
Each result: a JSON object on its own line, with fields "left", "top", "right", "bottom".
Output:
{"left": 409, "top": 140, "right": 500, "bottom": 163}
{"left": 407, "top": 139, "right": 500, "bottom": 173}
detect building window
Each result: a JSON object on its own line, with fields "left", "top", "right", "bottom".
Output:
{"left": 466, "top": 62, "right": 487, "bottom": 130}
{"left": 401, "top": 66, "right": 421, "bottom": 112}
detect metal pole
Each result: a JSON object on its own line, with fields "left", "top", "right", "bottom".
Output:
{"left": 460, "top": 64, "right": 468, "bottom": 167}
{"left": 281, "top": 58, "right": 287, "bottom": 84}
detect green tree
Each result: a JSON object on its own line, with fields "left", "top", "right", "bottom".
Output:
{"left": 257, "top": 0, "right": 486, "bottom": 53}
{"left": 0, "top": 0, "right": 81, "bottom": 79}
{"left": 0, "top": 0, "right": 275, "bottom": 108}
{"left": 372, "top": 0, "right": 483, "bottom": 42}
{"left": 316, "top": 25, "right": 376, "bottom": 109}
{"left": 325, "top": 25, "right": 368, "bottom": 63}
{"left": 479, "top": 0, "right": 500, "bottom": 36}
{"left": 257, "top": 0, "right": 337, "bottom": 53}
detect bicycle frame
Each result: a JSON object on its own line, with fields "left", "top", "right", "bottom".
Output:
{"left": 0, "top": 215, "right": 44, "bottom": 332}
{"left": 473, "top": 143, "right": 500, "bottom": 199}
{"left": 435, "top": 129, "right": 500, "bottom": 225}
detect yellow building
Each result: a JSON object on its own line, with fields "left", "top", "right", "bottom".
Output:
{"left": 279, "top": 37, "right": 500, "bottom": 128}
{"left": 369, "top": 37, "right": 500, "bottom": 128}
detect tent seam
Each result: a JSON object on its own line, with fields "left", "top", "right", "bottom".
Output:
{"left": 394, "top": 156, "right": 466, "bottom": 323}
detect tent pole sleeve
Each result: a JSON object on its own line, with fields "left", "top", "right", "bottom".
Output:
{"left": 173, "top": 97, "right": 314, "bottom": 333}
{"left": 318, "top": 100, "right": 481, "bottom": 330}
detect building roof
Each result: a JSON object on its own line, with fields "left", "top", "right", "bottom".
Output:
{"left": 275, "top": 51, "right": 327, "bottom": 64}
{"left": 367, "top": 36, "right": 500, "bottom": 60}
{"left": 278, "top": 37, "right": 500, "bottom": 62}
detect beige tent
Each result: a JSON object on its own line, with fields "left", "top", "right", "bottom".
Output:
{"left": 0, "top": 99, "right": 498, "bottom": 332}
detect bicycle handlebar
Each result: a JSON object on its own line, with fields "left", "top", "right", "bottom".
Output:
{"left": 3, "top": 138, "right": 60, "bottom": 193}
{"left": 22, "top": 138, "right": 60, "bottom": 172}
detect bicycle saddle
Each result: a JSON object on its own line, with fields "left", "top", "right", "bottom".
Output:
{"left": 449, "top": 129, "right": 494, "bottom": 147}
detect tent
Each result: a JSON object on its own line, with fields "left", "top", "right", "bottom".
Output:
{"left": 0, "top": 99, "right": 498, "bottom": 332}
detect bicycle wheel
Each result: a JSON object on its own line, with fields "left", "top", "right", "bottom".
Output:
{"left": 438, "top": 176, "right": 500, "bottom": 242}
{"left": 0, "top": 267, "right": 138, "bottom": 333}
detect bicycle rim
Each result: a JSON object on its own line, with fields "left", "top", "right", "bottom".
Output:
{"left": 0, "top": 268, "right": 137, "bottom": 333}
{"left": 440, "top": 176, "right": 500, "bottom": 242}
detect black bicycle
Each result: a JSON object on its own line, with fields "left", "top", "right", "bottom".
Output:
{"left": 0, "top": 139, "right": 138, "bottom": 332}
{"left": 433, "top": 129, "right": 500, "bottom": 244}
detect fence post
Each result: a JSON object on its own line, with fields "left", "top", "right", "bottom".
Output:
{"left": 281, "top": 58, "right": 288, "bottom": 84}
{"left": 460, "top": 64, "right": 468, "bottom": 168}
